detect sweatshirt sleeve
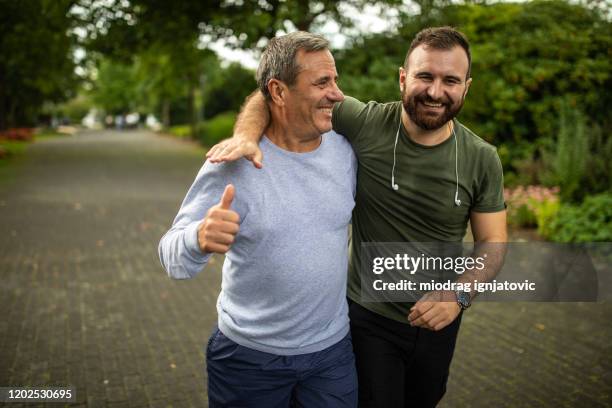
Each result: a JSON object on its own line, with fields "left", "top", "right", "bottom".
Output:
{"left": 158, "top": 160, "right": 246, "bottom": 279}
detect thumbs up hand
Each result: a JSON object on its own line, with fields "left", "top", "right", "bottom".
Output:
{"left": 197, "top": 184, "right": 240, "bottom": 254}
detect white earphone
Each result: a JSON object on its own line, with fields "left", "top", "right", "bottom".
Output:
{"left": 391, "top": 120, "right": 401, "bottom": 191}
{"left": 391, "top": 118, "right": 461, "bottom": 207}
{"left": 453, "top": 124, "right": 461, "bottom": 206}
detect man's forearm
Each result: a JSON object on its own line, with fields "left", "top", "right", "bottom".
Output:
{"left": 456, "top": 240, "right": 507, "bottom": 299}
{"left": 460, "top": 211, "right": 508, "bottom": 299}
{"left": 206, "top": 90, "right": 267, "bottom": 167}
{"left": 234, "top": 91, "right": 269, "bottom": 142}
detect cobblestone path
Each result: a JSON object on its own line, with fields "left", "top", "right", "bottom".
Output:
{"left": 0, "top": 130, "right": 610, "bottom": 407}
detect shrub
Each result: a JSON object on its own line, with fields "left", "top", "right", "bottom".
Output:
{"left": 504, "top": 185, "right": 560, "bottom": 228}
{"left": 541, "top": 100, "right": 589, "bottom": 202}
{"left": 0, "top": 128, "right": 35, "bottom": 141}
{"left": 582, "top": 124, "right": 612, "bottom": 197}
{"left": 542, "top": 193, "right": 612, "bottom": 243}
{"left": 534, "top": 199, "right": 560, "bottom": 239}
{"left": 197, "top": 112, "right": 236, "bottom": 147}
{"left": 168, "top": 125, "right": 191, "bottom": 138}
{"left": 539, "top": 102, "right": 611, "bottom": 202}
{"left": 167, "top": 112, "right": 237, "bottom": 146}
{"left": 501, "top": 140, "right": 548, "bottom": 187}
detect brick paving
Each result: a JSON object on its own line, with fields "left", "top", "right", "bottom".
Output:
{"left": 0, "top": 130, "right": 610, "bottom": 407}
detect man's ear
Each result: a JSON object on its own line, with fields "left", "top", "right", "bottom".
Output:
{"left": 399, "top": 67, "right": 406, "bottom": 93}
{"left": 268, "top": 79, "right": 286, "bottom": 106}
{"left": 463, "top": 77, "right": 472, "bottom": 98}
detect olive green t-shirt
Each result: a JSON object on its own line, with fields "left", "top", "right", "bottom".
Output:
{"left": 332, "top": 96, "right": 505, "bottom": 323}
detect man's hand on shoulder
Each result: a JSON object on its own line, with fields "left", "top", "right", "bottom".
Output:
{"left": 408, "top": 290, "right": 461, "bottom": 332}
{"left": 206, "top": 138, "right": 263, "bottom": 169}
{"left": 198, "top": 184, "right": 240, "bottom": 254}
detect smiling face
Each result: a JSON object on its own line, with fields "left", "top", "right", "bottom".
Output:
{"left": 283, "top": 49, "right": 344, "bottom": 139}
{"left": 400, "top": 45, "right": 472, "bottom": 131}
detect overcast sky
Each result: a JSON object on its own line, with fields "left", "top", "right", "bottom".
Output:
{"left": 208, "top": 3, "right": 406, "bottom": 69}
{"left": 71, "top": 2, "right": 410, "bottom": 76}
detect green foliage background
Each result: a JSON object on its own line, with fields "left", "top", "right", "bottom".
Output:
{"left": 2, "top": 0, "right": 610, "bottom": 239}
{"left": 544, "top": 193, "right": 612, "bottom": 242}
{"left": 335, "top": 0, "right": 611, "bottom": 204}
{"left": 0, "top": 0, "right": 77, "bottom": 129}
{"left": 337, "top": 1, "right": 611, "bottom": 147}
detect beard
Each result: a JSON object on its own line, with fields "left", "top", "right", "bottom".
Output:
{"left": 402, "top": 88, "right": 465, "bottom": 131}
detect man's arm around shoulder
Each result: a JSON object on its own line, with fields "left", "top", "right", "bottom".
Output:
{"left": 206, "top": 92, "right": 369, "bottom": 167}
{"left": 207, "top": 91, "right": 267, "bottom": 168}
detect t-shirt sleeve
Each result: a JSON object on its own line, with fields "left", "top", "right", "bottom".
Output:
{"left": 332, "top": 96, "right": 368, "bottom": 144}
{"left": 472, "top": 147, "right": 506, "bottom": 213}
{"left": 349, "top": 143, "right": 358, "bottom": 198}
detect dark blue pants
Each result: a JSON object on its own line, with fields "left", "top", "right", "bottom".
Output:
{"left": 206, "top": 327, "right": 358, "bottom": 407}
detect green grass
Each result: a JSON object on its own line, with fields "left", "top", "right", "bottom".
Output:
{"left": 0, "top": 128, "right": 65, "bottom": 170}
{"left": 34, "top": 129, "right": 68, "bottom": 141}
{"left": 168, "top": 125, "right": 192, "bottom": 139}
{"left": 0, "top": 140, "right": 29, "bottom": 184}
{"left": 0, "top": 140, "right": 28, "bottom": 162}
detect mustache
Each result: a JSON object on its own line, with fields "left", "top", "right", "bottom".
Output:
{"left": 414, "top": 92, "right": 454, "bottom": 106}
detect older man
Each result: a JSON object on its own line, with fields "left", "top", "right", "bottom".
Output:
{"left": 207, "top": 27, "right": 507, "bottom": 407}
{"left": 158, "top": 32, "right": 358, "bottom": 407}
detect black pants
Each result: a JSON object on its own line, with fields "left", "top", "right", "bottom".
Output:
{"left": 349, "top": 300, "right": 462, "bottom": 408}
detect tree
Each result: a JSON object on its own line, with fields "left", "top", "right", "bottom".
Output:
{"left": 203, "top": 63, "right": 257, "bottom": 120}
{"left": 450, "top": 1, "right": 612, "bottom": 145}
{"left": 132, "top": 48, "right": 201, "bottom": 127}
{"left": 211, "top": 0, "right": 403, "bottom": 47}
{"left": 0, "top": 0, "right": 79, "bottom": 129}
{"left": 335, "top": 0, "right": 611, "bottom": 151}
{"left": 91, "top": 59, "right": 137, "bottom": 115}
{"left": 78, "top": 0, "right": 402, "bottom": 134}
{"left": 76, "top": 0, "right": 403, "bottom": 50}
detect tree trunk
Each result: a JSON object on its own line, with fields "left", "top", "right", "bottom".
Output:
{"left": 162, "top": 99, "right": 170, "bottom": 128}
{"left": 0, "top": 80, "right": 5, "bottom": 131}
{"left": 188, "top": 84, "right": 197, "bottom": 139}
{"left": 8, "top": 99, "right": 16, "bottom": 129}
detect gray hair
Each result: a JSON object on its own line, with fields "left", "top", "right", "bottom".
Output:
{"left": 257, "top": 31, "right": 330, "bottom": 100}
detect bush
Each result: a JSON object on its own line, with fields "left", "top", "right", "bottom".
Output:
{"left": 167, "top": 112, "right": 236, "bottom": 146}
{"left": 197, "top": 112, "right": 236, "bottom": 147}
{"left": 0, "top": 128, "right": 35, "bottom": 141}
{"left": 582, "top": 124, "right": 612, "bottom": 197}
{"left": 168, "top": 125, "right": 191, "bottom": 138}
{"left": 540, "top": 193, "right": 612, "bottom": 243}
{"left": 534, "top": 199, "right": 560, "bottom": 239}
{"left": 505, "top": 185, "right": 560, "bottom": 228}
{"left": 541, "top": 100, "right": 589, "bottom": 201}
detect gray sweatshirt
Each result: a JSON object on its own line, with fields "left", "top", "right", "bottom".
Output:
{"left": 158, "top": 131, "right": 357, "bottom": 355}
